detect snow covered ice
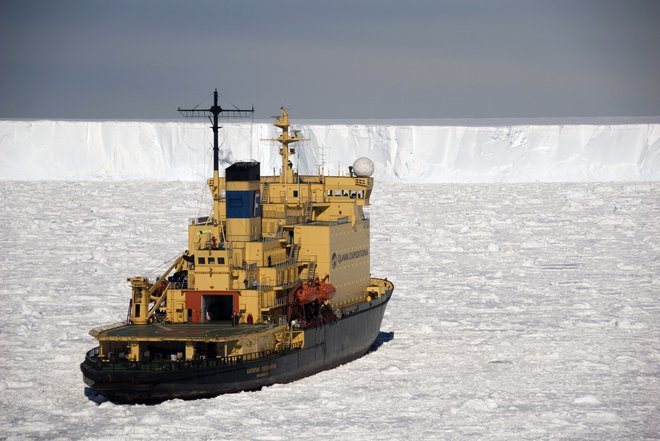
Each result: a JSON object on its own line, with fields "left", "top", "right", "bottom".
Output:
{"left": 1, "top": 177, "right": 659, "bottom": 440}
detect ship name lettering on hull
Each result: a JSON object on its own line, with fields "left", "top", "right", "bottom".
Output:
{"left": 247, "top": 362, "right": 277, "bottom": 376}
{"left": 332, "top": 249, "right": 369, "bottom": 268}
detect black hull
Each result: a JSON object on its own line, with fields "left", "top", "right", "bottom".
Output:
{"left": 81, "top": 292, "right": 391, "bottom": 403}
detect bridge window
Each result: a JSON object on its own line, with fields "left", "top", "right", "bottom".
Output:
{"left": 198, "top": 257, "right": 206, "bottom": 264}
{"left": 333, "top": 190, "right": 341, "bottom": 196}
{"left": 208, "top": 257, "right": 216, "bottom": 264}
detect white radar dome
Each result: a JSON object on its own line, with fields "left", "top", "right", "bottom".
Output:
{"left": 352, "top": 157, "right": 375, "bottom": 177}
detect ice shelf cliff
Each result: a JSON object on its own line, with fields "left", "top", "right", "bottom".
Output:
{"left": 1, "top": 120, "right": 658, "bottom": 182}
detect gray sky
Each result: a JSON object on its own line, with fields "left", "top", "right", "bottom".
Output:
{"left": 1, "top": 0, "right": 659, "bottom": 119}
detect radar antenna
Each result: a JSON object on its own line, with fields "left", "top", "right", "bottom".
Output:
{"left": 177, "top": 89, "right": 254, "bottom": 174}
{"left": 317, "top": 144, "right": 327, "bottom": 176}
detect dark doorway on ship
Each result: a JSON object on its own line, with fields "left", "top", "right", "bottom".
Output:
{"left": 202, "top": 295, "right": 234, "bottom": 322}
{"left": 143, "top": 342, "right": 186, "bottom": 362}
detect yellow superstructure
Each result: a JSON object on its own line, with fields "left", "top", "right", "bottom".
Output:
{"left": 171, "top": 107, "right": 374, "bottom": 324}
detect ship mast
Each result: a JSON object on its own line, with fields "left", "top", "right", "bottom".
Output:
{"left": 178, "top": 90, "right": 254, "bottom": 229}
{"left": 273, "top": 107, "right": 304, "bottom": 184}
{"left": 178, "top": 89, "right": 254, "bottom": 179}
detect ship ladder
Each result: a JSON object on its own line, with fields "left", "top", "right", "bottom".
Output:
{"left": 307, "top": 262, "right": 317, "bottom": 280}
{"left": 290, "top": 243, "right": 300, "bottom": 263}
{"left": 305, "top": 203, "right": 313, "bottom": 222}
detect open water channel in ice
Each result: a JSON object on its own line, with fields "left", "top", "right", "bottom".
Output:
{"left": 0, "top": 181, "right": 658, "bottom": 440}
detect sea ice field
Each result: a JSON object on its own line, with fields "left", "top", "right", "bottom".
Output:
{"left": 0, "top": 180, "right": 658, "bottom": 440}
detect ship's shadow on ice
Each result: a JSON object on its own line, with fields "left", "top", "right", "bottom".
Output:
{"left": 84, "top": 387, "right": 110, "bottom": 405}
{"left": 368, "top": 331, "right": 395, "bottom": 354}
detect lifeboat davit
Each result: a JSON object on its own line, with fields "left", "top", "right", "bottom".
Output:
{"left": 316, "top": 282, "right": 336, "bottom": 301}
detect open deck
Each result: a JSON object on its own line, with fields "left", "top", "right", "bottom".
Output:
{"left": 93, "top": 322, "right": 278, "bottom": 342}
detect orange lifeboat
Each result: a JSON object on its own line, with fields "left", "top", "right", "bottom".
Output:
{"left": 295, "top": 283, "right": 317, "bottom": 303}
{"left": 316, "top": 282, "right": 336, "bottom": 301}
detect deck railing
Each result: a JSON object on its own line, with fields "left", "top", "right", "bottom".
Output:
{"left": 83, "top": 342, "right": 302, "bottom": 373}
